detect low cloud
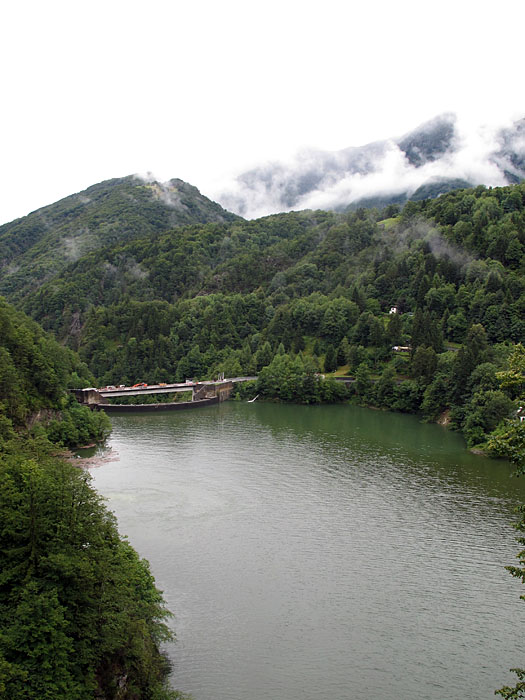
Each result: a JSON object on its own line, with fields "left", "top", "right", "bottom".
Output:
{"left": 211, "top": 114, "right": 523, "bottom": 219}
{"left": 135, "top": 173, "right": 185, "bottom": 210}
{"left": 379, "top": 217, "right": 475, "bottom": 271}
{"left": 127, "top": 260, "right": 149, "bottom": 280}
{"left": 63, "top": 230, "right": 94, "bottom": 262}
{"left": 426, "top": 228, "right": 476, "bottom": 269}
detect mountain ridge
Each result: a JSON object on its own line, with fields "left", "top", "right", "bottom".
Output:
{"left": 0, "top": 174, "right": 239, "bottom": 304}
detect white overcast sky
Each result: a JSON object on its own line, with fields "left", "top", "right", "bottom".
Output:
{"left": 1, "top": 0, "right": 524, "bottom": 225}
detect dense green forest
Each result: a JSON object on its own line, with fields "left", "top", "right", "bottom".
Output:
{"left": 0, "top": 298, "right": 110, "bottom": 448}
{"left": 0, "top": 299, "right": 183, "bottom": 699}
{"left": 3, "top": 180, "right": 522, "bottom": 455}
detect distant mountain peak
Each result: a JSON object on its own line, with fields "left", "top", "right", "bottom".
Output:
{"left": 397, "top": 112, "right": 456, "bottom": 167}
{"left": 493, "top": 117, "right": 525, "bottom": 183}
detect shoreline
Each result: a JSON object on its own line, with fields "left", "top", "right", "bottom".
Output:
{"left": 65, "top": 446, "right": 120, "bottom": 470}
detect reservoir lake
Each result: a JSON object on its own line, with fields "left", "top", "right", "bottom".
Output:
{"left": 88, "top": 401, "right": 525, "bottom": 700}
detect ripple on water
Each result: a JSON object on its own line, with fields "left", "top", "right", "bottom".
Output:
{"left": 89, "top": 402, "right": 525, "bottom": 700}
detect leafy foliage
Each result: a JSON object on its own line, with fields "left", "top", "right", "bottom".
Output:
{"left": 0, "top": 297, "right": 110, "bottom": 448}
{"left": 0, "top": 299, "right": 183, "bottom": 698}
{"left": 256, "top": 353, "right": 347, "bottom": 404}
{"left": 0, "top": 445, "right": 181, "bottom": 699}
{"left": 0, "top": 298, "right": 110, "bottom": 446}
{"left": 487, "top": 344, "right": 525, "bottom": 468}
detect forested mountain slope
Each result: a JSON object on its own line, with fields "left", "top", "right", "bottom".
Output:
{"left": 0, "top": 175, "right": 239, "bottom": 305}
{"left": 2, "top": 179, "right": 524, "bottom": 454}
{"left": 13, "top": 180, "right": 524, "bottom": 453}
{"left": 19, "top": 183, "right": 525, "bottom": 354}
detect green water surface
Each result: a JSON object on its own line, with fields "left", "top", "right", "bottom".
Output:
{"left": 89, "top": 402, "right": 525, "bottom": 700}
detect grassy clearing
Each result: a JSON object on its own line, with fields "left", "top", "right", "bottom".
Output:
{"left": 378, "top": 216, "right": 401, "bottom": 230}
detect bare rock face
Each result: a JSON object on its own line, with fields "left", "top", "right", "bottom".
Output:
{"left": 437, "top": 409, "right": 451, "bottom": 427}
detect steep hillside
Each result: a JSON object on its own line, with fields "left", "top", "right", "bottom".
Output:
{"left": 0, "top": 299, "right": 183, "bottom": 699}
{"left": 0, "top": 175, "right": 239, "bottom": 304}
{"left": 23, "top": 210, "right": 330, "bottom": 342}
{"left": 0, "top": 297, "right": 108, "bottom": 446}
{"left": 21, "top": 183, "right": 525, "bottom": 350}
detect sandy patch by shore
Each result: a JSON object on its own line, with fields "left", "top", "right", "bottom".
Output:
{"left": 66, "top": 447, "right": 120, "bottom": 470}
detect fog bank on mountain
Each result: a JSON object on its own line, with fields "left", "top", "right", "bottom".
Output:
{"left": 214, "top": 114, "right": 525, "bottom": 218}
